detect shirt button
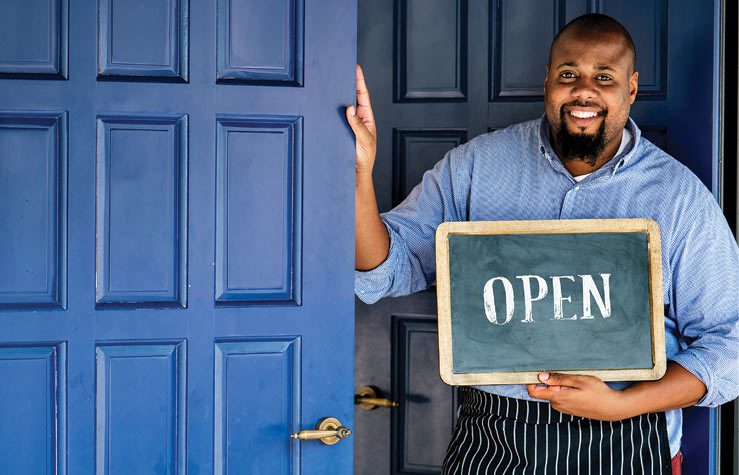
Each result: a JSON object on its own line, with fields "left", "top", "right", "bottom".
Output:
{"left": 574, "top": 186, "right": 580, "bottom": 190}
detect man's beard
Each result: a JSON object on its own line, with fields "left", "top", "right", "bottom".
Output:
{"left": 552, "top": 106, "right": 608, "bottom": 166}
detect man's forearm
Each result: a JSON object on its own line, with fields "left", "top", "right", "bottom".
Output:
{"left": 620, "top": 361, "right": 707, "bottom": 416}
{"left": 355, "top": 172, "right": 390, "bottom": 271}
{"left": 528, "top": 361, "right": 707, "bottom": 421}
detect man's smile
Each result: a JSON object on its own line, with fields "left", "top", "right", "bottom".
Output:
{"left": 569, "top": 110, "right": 598, "bottom": 118}
{"left": 563, "top": 106, "right": 605, "bottom": 129}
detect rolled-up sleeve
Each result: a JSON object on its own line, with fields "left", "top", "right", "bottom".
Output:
{"left": 354, "top": 221, "right": 403, "bottom": 304}
{"left": 355, "top": 143, "right": 473, "bottom": 304}
{"left": 667, "top": 195, "right": 739, "bottom": 407}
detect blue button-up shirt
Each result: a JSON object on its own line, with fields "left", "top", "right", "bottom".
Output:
{"left": 355, "top": 116, "right": 739, "bottom": 456}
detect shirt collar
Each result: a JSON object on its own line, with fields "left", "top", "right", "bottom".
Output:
{"left": 537, "top": 115, "right": 642, "bottom": 176}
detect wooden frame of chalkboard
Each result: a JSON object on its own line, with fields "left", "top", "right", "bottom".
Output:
{"left": 435, "top": 219, "right": 666, "bottom": 385}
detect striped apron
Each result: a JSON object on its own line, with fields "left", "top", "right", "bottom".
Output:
{"left": 442, "top": 387, "right": 673, "bottom": 474}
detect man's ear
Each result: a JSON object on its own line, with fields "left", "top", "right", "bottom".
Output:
{"left": 629, "top": 71, "right": 639, "bottom": 104}
{"left": 544, "top": 64, "right": 550, "bottom": 94}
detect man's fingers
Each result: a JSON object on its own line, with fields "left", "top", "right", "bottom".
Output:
{"left": 356, "top": 65, "right": 371, "bottom": 106}
{"left": 345, "top": 105, "right": 364, "bottom": 133}
{"left": 528, "top": 372, "right": 588, "bottom": 400}
{"left": 346, "top": 106, "right": 373, "bottom": 141}
{"left": 527, "top": 383, "right": 565, "bottom": 401}
{"left": 539, "top": 372, "right": 588, "bottom": 388}
{"left": 355, "top": 65, "right": 376, "bottom": 131}
{"left": 526, "top": 384, "right": 541, "bottom": 399}
{"left": 527, "top": 384, "right": 551, "bottom": 398}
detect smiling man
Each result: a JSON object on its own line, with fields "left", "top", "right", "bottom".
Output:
{"left": 545, "top": 20, "right": 638, "bottom": 175}
{"left": 348, "top": 14, "right": 739, "bottom": 474}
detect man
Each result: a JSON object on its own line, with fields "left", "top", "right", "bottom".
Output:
{"left": 347, "top": 14, "right": 738, "bottom": 474}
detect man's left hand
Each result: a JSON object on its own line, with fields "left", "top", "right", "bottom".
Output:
{"left": 526, "top": 372, "right": 632, "bottom": 421}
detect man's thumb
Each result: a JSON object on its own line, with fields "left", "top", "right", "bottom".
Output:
{"left": 346, "top": 105, "right": 367, "bottom": 135}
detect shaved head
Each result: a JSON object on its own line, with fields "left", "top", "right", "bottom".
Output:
{"left": 549, "top": 14, "right": 636, "bottom": 73}
{"left": 543, "top": 13, "right": 639, "bottom": 172}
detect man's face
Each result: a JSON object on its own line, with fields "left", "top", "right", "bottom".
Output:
{"left": 544, "top": 30, "right": 638, "bottom": 164}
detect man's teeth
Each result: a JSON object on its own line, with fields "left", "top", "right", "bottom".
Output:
{"left": 570, "top": 110, "right": 598, "bottom": 119}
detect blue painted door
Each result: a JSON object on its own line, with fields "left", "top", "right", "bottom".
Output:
{"left": 355, "top": 0, "right": 722, "bottom": 473}
{"left": 0, "top": 1, "right": 356, "bottom": 474}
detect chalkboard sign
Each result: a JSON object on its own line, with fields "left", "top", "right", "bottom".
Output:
{"left": 435, "top": 219, "right": 666, "bottom": 385}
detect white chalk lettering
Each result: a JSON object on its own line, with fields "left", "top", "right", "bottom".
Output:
{"left": 551, "top": 275, "right": 577, "bottom": 320}
{"left": 579, "top": 273, "right": 612, "bottom": 319}
{"left": 483, "top": 277, "right": 515, "bottom": 325}
{"left": 482, "top": 273, "right": 615, "bottom": 325}
{"left": 516, "top": 275, "right": 548, "bottom": 323}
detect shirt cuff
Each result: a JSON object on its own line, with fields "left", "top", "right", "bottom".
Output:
{"left": 354, "top": 221, "right": 401, "bottom": 304}
{"left": 668, "top": 350, "right": 716, "bottom": 407}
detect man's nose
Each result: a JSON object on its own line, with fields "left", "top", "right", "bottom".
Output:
{"left": 571, "top": 78, "right": 598, "bottom": 100}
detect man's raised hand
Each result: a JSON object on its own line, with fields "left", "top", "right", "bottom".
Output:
{"left": 348, "top": 65, "right": 390, "bottom": 270}
{"left": 346, "top": 65, "right": 377, "bottom": 177}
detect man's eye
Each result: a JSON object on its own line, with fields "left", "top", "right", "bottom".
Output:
{"left": 596, "top": 75, "right": 613, "bottom": 81}
{"left": 560, "top": 72, "right": 575, "bottom": 79}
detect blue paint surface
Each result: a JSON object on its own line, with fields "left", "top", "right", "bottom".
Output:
{"left": 215, "top": 116, "right": 302, "bottom": 305}
{"left": 96, "top": 342, "right": 187, "bottom": 475}
{"left": 99, "top": 0, "right": 187, "bottom": 78}
{"left": 96, "top": 115, "right": 187, "bottom": 307}
{"left": 217, "top": 0, "right": 304, "bottom": 84}
{"left": 0, "top": 112, "right": 67, "bottom": 308}
{"left": 0, "top": 0, "right": 67, "bottom": 77}
{"left": 0, "top": 0, "right": 356, "bottom": 473}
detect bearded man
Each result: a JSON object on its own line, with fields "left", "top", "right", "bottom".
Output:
{"left": 347, "top": 13, "right": 739, "bottom": 474}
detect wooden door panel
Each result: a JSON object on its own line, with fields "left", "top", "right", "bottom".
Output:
{"left": 393, "top": 130, "right": 466, "bottom": 206}
{"left": 95, "top": 114, "right": 187, "bottom": 307}
{"left": 216, "top": 0, "right": 303, "bottom": 84}
{"left": 0, "top": 0, "right": 356, "bottom": 473}
{"left": 392, "top": 317, "right": 457, "bottom": 473}
{"left": 491, "top": 0, "right": 562, "bottom": 100}
{"left": 215, "top": 116, "right": 302, "bottom": 305}
{"left": 98, "top": 0, "right": 187, "bottom": 79}
{"left": 95, "top": 342, "right": 187, "bottom": 475}
{"left": 0, "top": 0, "right": 67, "bottom": 78}
{"left": 214, "top": 339, "right": 301, "bottom": 474}
{"left": 395, "top": 0, "right": 467, "bottom": 101}
{"left": 0, "top": 344, "right": 66, "bottom": 475}
{"left": 0, "top": 112, "right": 67, "bottom": 309}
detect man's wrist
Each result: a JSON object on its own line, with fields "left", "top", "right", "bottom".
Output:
{"left": 618, "top": 383, "right": 654, "bottom": 419}
{"left": 611, "top": 388, "right": 638, "bottom": 420}
{"left": 356, "top": 170, "right": 374, "bottom": 189}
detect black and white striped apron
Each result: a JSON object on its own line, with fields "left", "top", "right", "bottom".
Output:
{"left": 442, "top": 387, "right": 672, "bottom": 474}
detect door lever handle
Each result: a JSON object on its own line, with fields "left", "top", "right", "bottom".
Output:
{"left": 354, "top": 386, "right": 399, "bottom": 410}
{"left": 290, "top": 417, "right": 352, "bottom": 445}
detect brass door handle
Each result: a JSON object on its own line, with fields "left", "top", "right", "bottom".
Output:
{"left": 290, "top": 417, "right": 352, "bottom": 445}
{"left": 354, "top": 386, "right": 399, "bottom": 410}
